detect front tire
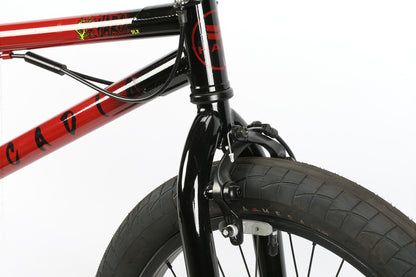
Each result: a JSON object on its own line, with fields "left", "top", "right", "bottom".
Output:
{"left": 97, "top": 157, "right": 416, "bottom": 276}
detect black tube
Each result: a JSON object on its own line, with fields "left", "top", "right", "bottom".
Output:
{"left": 177, "top": 111, "right": 222, "bottom": 277}
{"left": 24, "top": 52, "right": 67, "bottom": 75}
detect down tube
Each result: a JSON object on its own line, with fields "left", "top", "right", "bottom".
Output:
{"left": 0, "top": 51, "right": 188, "bottom": 179}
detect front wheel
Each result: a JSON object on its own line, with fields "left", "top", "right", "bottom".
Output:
{"left": 97, "top": 157, "right": 416, "bottom": 276}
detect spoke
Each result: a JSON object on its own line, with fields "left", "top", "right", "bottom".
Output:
{"left": 335, "top": 259, "right": 345, "bottom": 277}
{"left": 238, "top": 245, "right": 252, "bottom": 277}
{"left": 288, "top": 233, "right": 299, "bottom": 277}
{"left": 165, "top": 261, "right": 177, "bottom": 277}
{"left": 307, "top": 242, "right": 317, "bottom": 277}
{"left": 218, "top": 258, "right": 226, "bottom": 277}
{"left": 255, "top": 236, "right": 259, "bottom": 277}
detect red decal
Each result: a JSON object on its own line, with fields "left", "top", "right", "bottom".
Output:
{"left": 191, "top": 10, "right": 226, "bottom": 70}
{"left": 206, "top": 25, "right": 220, "bottom": 32}
{"left": 207, "top": 33, "right": 221, "bottom": 40}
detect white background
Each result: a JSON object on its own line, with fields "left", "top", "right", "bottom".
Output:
{"left": 0, "top": 0, "right": 415, "bottom": 276}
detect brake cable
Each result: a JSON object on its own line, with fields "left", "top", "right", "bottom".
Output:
{"left": 10, "top": 11, "right": 187, "bottom": 104}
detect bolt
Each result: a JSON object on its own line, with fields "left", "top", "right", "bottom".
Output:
{"left": 233, "top": 126, "right": 248, "bottom": 139}
{"left": 227, "top": 185, "right": 242, "bottom": 200}
{"left": 221, "top": 224, "right": 239, "bottom": 238}
{"left": 203, "top": 186, "right": 213, "bottom": 200}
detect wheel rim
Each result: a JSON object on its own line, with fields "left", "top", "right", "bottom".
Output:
{"left": 139, "top": 215, "right": 373, "bottom": 277}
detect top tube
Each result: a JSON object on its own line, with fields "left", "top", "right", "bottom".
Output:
{"left": 0, "top": 4, "right": 179, "bottom": 52}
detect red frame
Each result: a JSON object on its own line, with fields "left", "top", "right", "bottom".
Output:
{"left": 0, "top": 10, "right": 139, "bottom": 51}
{"left": 0, "top": 5, "right": 185, "bottom": 178}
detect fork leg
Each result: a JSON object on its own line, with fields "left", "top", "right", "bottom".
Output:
{"left": 177, "top": 110, "right": 222, "bottom": 277}
{"left": 255, "top": 232, "right": 287, "bottom": 277}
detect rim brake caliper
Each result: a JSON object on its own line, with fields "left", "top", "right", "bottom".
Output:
{"left": 207, "top": 122, "right": 293, "bottom": 246}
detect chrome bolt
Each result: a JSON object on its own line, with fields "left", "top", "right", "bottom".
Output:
{"left": 221, "top": 224, "right": 239, "bottom": 238}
